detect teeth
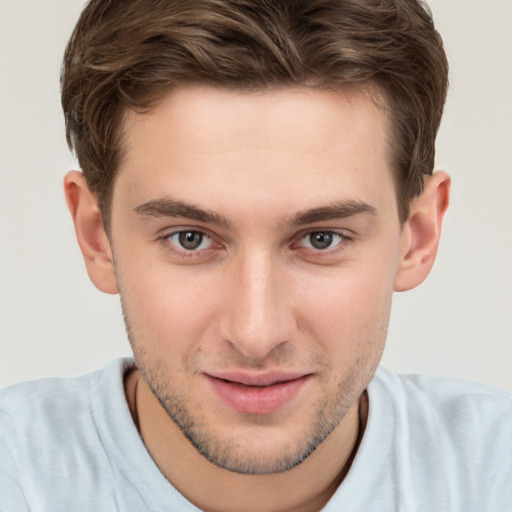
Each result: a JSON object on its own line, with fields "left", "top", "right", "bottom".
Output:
{"left": 225, "top": 379, "right": 278, "bottom": 388}
{"left": 216, "top": 375, "right": 299, "bottom": 387}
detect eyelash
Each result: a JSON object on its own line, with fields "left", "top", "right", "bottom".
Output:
{"left": 158, "top": 228, "right": 353, "bottom": 259}
{"left": 297, "top": 231, "right": 346, "bottom": 251}
{"left": 158, "top": 229, "right": 218, "bottom": 258}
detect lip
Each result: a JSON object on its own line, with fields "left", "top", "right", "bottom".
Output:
{"left": 204, "top": 371, "right": 311, "bottom": 415}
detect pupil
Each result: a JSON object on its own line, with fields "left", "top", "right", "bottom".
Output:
{"left": 310, "top": 232, "right": 332, "bottom": 249}
{"left": 179, "top": 231, "right": 203, "bottom": 250}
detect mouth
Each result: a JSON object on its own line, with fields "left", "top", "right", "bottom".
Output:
{"left": 204, "top": 371, "right": 312, "bottom": 415}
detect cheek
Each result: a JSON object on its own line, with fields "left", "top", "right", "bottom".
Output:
{"left": 294, "top": 261, "right": 395, "bottom": 356}
{"left": 117, "top": 262, "right": 219, "bottom": 357}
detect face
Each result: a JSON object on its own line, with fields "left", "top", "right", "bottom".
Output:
{"left": 110, "top": 86, "right": 404, "bottom": 474}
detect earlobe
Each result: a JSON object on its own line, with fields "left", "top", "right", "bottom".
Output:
{"left": 64, "top": 171, "right": 119, "bottom": 294}
{"left": 393, "top": 171, "right": 450, "bottom": 292}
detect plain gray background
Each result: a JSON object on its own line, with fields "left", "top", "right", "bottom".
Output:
{"left": 1, "top": 0, "right": 511, "bottom": 391}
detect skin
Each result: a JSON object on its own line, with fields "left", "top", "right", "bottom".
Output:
{"left": 65, "top": 86, "right": 450, "bottom": 512}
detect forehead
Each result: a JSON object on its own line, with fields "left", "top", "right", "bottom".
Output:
{"left": 115, "top": 86, "right": 396, "bottom": 223}
{"left": 123, "top": 85, "right": 388, "bottom": 155}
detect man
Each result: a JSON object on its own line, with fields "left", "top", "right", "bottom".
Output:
{"left": 1, "top": 0, "right": 511, "bottom": 511}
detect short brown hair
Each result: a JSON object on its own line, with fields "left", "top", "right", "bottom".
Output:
{"left": 61, "top": 0, "right": 448, "bottom": 227}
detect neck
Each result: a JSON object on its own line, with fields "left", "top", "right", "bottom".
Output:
{"left": 124, "top": 369, "right": 367, "bottom": 512}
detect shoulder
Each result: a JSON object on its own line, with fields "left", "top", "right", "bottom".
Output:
{"left": 371, "top": 367, "right": 512, "bottom": 448}
{"left": 0, "top": 358, "right": 134, "bottom": 440}
{"left": 1, "top": 370, "right": 92, "bottom": 423}
{"left": 1, "top": 360, "right": 119, "bottom": 456}
{"left": 373, "top": 367, "right": 512, "bottom": 425}
{"left": 1, "top": 370, "right": 95, "bottom": 465}
{"left": 0, "top": 358, "right": 136, "bottom": 510}
{"left": 367, "top": 368, "right": 512, "bottom": 509}
{"left": 0, "top": 358, "right": 132, "bottom": 428}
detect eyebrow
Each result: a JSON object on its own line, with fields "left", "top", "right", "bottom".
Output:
{"left": 289, "top": 200, "right": 377, "bottom": 225}
{"left": 134, "top": 198, "right": 233, "bottom": 228}
{"left": 134, "top": 197, "right": 376, "bottom": 227}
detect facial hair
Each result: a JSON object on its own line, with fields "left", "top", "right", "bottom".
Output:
{"left": 121, "top": 298, "right": 382, "bottom": 475}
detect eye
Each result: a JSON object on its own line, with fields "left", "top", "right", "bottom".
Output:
{"left": 167, "top": 230, "right": 213, "bottom": 251}
{"left": 300, "top": 231, "right": 344, "bottom": 250}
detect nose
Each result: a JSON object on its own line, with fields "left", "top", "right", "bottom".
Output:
{"left": 218, "top": 250, "right": 297, "bottom": 359}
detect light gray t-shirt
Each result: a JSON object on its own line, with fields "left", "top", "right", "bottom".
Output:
{"left": 1, "top": 358, "right": 511, "bottom": 511}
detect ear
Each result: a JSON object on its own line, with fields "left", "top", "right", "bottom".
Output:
{"left": 64, "top": 171, "right": 118, "bottom": 294}
{"left": 394, "top": 171, "right": 450, "bottom": 292}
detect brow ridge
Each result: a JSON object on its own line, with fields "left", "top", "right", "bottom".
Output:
{"left": 290, "top": 200, "right": 377, "bottom": 225}
{"left": 135, "top": 197, "right": 376, "bottom": 228}
{"left": 134, "top": 198, "right": 232, "bottom": 228}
